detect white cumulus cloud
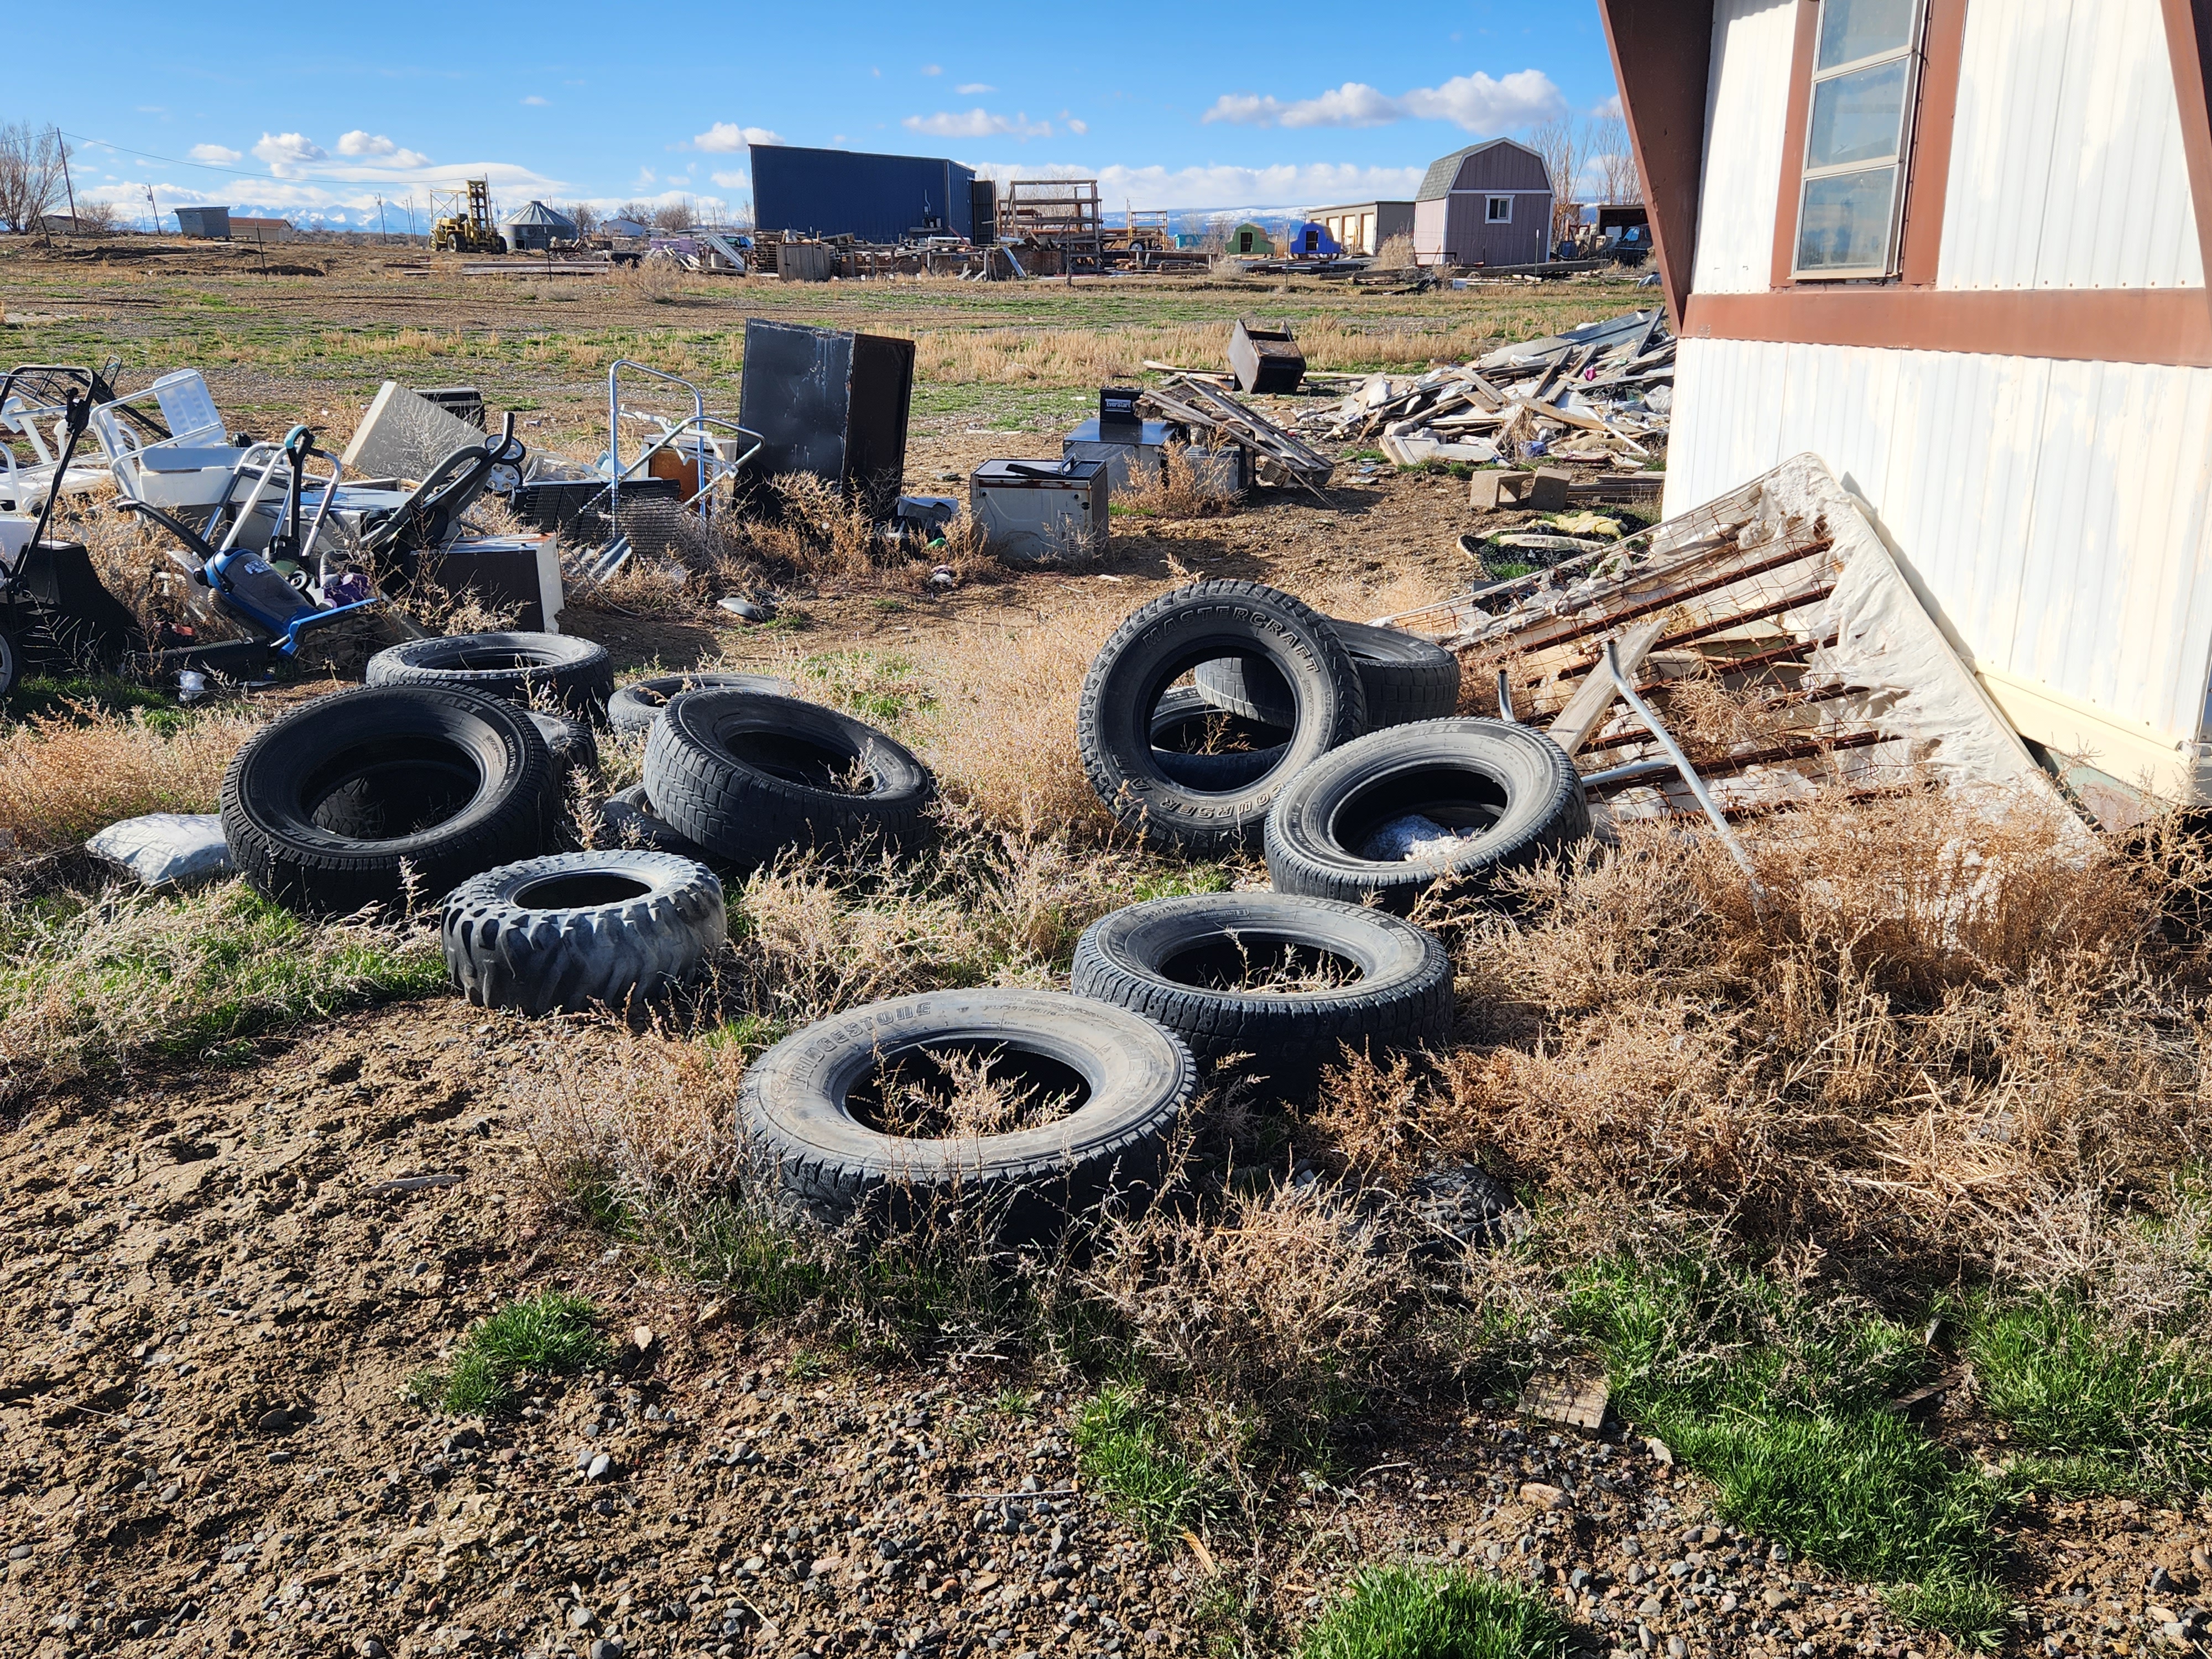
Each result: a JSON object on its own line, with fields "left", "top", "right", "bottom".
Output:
{"left": 692, "top": 122, "right": 784, "bottom": 152}
{"left": 253, "top": 132, "right": 327, "bottom": 175}
{"left": 921, "top": 63, "right": 942, "bottom": 75}
{"left": 521, "top": 95, "right": 550, "bottom": 107}
{"left": 330, "top": 131, "right": 430, "bottom": 166}
{"left": 1203, "top": 70, "right": 1563, "bottom": 132}
{"left": 188, "top": 143, "right": 242, "bottom": 165}
{"left": 711, "top": 170, "right": 750, "bottom": 189}
{"left": 904, "top": 108, "right": 1051, "bottom": 140}
{"left": 971, "top": 159, "right": 1427, "bottom": 212}
{"left": 956, "top": 82, "right": 995, "bottom": 95}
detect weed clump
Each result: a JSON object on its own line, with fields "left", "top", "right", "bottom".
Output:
{"left": 1296, "top": 1563, "right": 1569, "bottom": 1659}
{"left": 411, "top": 1292, "right": 607, "bottom": 1416}
{"left": 1073, "top": 1384, "right": 1220, "bottom": 1543}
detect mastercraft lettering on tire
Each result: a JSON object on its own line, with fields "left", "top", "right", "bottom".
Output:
{"left": 220, "top": 684, "right": 559, "bottom": 917}
{"left": 1264, "top": 717, "right": 1592, "bottom": 914}
{"left": 644, "top": 688, "right": 935, "bottom": 868}
{"left": 367, "top": 630, "right": 615, "bottom": 722}
{"left": 738, "top": 988, "right": 1196, "bottom": 1241}
{"left": 1070, "top": 891, "right": 1454, "bottom": 1083}
{"left": 441, "top": 850, "right": 728, "bottom": 1016}
{"left": 1196, "top": 617, "right": 1461, "bottom": 731}
{"left": 1077, "top": 580, "right": 1365, "bottom": 853}
{"left": 607, "top": 671, "right": 799, "bottom": 736}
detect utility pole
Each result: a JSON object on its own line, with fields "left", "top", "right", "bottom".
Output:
{"left": 376, "top": 195, "right": 388, "bottom": 244}
{"left": 53, "top": 126, "right": 76, "bottom": 234}
{"left": 145, "top": 185, "right": 160, "bottom": 237}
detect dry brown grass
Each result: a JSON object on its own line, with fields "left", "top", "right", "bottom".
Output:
{"left": 912, "top": 316, "right": 1517, "bottom": 385}
{"left": 1371, "top": 233, "right": 1417, "bottom": 271}
{"left": 0, "top": 704, "right": 259, "bottom": 855}
{"left": 1118, "top": 446, "right": 1244, "bottom": 521}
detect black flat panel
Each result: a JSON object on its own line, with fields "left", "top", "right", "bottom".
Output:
{"left": 738, "top": 318, "right": 915, "bottom": 520}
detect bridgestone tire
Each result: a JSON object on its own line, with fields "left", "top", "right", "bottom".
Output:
{"left": 367, "top": 631, "right": 614, "bottom": 722}
{"left": 1198, "top": 619, "right": 1460, "bottom": 730}
{"left": 1149, "top": 685, "right": 1289, "bottom": 794}
{"left": 1070, "top": 893, "right": 1453, "bottom": 1083}
{"left": 597, "top": 783, "right": 714, "bottom": 861}
{"left": 644, "top": 690, "right": 934, "bottom": 868}
{"left": 607, "top": 671, "right": 798, "bottom": 736}
{"left": 739, "top": 988, "right": 1196, "bottom": 1241}
{"left": 1077, "top": 580, "right": 1365, "bottom": 853}
{"left": 221, "top": 685, "right": 557, "bottom": 916}
{"left": 1265, "top": 718, "right": 1591, "bottom": 914}
{"left": 441, "top": 850, "right": 727, "bottom": 1015}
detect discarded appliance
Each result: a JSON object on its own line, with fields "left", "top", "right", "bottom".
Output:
{"left": 736, "top": 318, "right": 915, "bottom": 520}
{"left": 1062, "top": 414, "right": 1246, "bottom": 497}
{"left": 343, "top": 380, "right": 507, "bottom": 486}
{"left": 414, "top": 386, "right": 486, "bottom": 430}
{"left": 1229, "top": 320, "right": 1307, "bottom": 395}
{"left": 969, "top": 458, "right": 1109, "bottom": 562}
{"left": 1098, "top": 385, "right": 1143, "bottom": 439}
{"left": 1140, "top": 378, "right": 1333, "bottom": 491}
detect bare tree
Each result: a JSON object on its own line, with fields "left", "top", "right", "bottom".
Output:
{"left": 614, "top": 201, "right": 656, "bottom": 228}
{"left": 0, "top": 124, "right": 68, "bottom": 234}
{"left": 564, "top": 201, "right": 600, "bottom": 237}
{"left": 1592, "top": 115, "right": 1643, "bottom": 204}
{"left": 74, "top": 197, "right": 120, "bottom": 233}
{"left": 651, "top": 199, "right": 696, "bottom": 233}
{"left": 1527, "top": 116, "right": 1585, "bottom": 248}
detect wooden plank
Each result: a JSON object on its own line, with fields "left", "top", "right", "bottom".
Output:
{"left": 1548, "top": 617, "right": 1665, "bottom": 756}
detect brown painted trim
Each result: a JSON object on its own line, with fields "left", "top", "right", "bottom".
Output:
{"left": 1597, "top": 0, "right": 1715, "bottom": 332}
{"left": 1770, "top": 1, "right": 1821, "bottom": 290}
{"left": 1900, "top": 0, "right": 1970, "bottom": 285}
{"left": 1684, "top": 287, "right": 2212, "bottom": 368}
{"left": 2162, "top": 0, "right": 2212, "bottom": 312}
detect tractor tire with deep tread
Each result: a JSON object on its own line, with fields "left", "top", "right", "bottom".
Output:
{"left": 441, "top": 850, "right": 727, "bottom": 1015}
{"left": 1197, "top": 619, "right": 1460, "bottom": 730}
{"left": 643, "top": 690, "right": 933, "bottom": 869}
{"left": 367, "top": 631, "right": 614, "bottom": 721}
{"left": 1264, "top": 717, "right": 1590, "bottom": 914}
{"left": 221, "top": 685, "right": 557, "bottom": 916}
{"left": 1071, "top": 891, "right": 1453, "bottom": 1081}
{"left": 1077, "top": 580, "right": 1365, "bottom": 853}
{"left": 607, "top": 671, "right": 799, "bottom": 736}
{"left": 738, "top": 988, "right": 1196, "bottom": 1240}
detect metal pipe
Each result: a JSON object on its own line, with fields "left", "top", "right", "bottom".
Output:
{"left": 1602, "top": 637, "right": 1767, "bottom": 910}
{"left": 608, "top": 359, "right": 713, "bottom": 530}
{"left": 1495, "top": 667, "right": 1516, "bottom": 724}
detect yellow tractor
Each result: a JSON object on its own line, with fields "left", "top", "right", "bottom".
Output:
{"left": 430, "top": 180, "right": 507, "bottom": 254}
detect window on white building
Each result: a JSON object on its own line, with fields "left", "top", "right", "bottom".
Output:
{"left": 1792, "top": 0, "right": 1925, "bottom": 279}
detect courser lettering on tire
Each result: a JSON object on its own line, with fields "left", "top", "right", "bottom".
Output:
{"left": 1264, "top": 717, "right": 1591, "bottom": 914}
{"left": 738, "top": 989, "right": 1196, "bottom": 1241}
{"left": 367, "top": 631, "right": 614, "bottom": 722}
{"left": 1070, "top": 891, "right": 1453, "bottom": 1083}
{"left": 643, "top": 690, "right": 933, "bottom": 869}
{"left": 1076, "top": 580, "right": 1365, "bottom": 853}
{"left": 442, "top": 850, "right": 727, "bottom": 1015}
{"left": 1196, "top": 618, "right": 1460, "bottom": 731}
{"left": 607, "top": 672, "right": 798, "bottom": 736}
{"left": 220, "top": 684, "right": 557, "bottom": 917}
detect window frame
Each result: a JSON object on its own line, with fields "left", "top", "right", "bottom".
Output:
{"left": 1788, "top": 0, "right": 1929, "bottom": 282}
{"left": 1486, "top": 194, "right": 1514, "bottom": 225}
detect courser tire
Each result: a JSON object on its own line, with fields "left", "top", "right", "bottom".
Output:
{"left": 1077, "top": 580, "right": 1365, "bottom": 853}
{"left": 441, "top": 850, "right": 727, "bottom": 1015}
{"left": 367, "top": 631, "right": 614, "bottom": 721}
{"left": 739, "top": 988, "right": 1196, "bottom": 1241}
{"left": 221, "top": 684, "right": 556, "bottom": 916}
{"left": 644, "top": 690, "right": 933, "bottom": 868}
{"left": 607, "top": 671, "right": 798, "bottom": 736}
{"left": 1264, "top": 717, "right": 1590, "bottom": 914}
{"left": 1197, "top": 619, "right": 1460, "bottom": 730}
{"left": 1071, "top": 892, "right": 1453, "bottom": 1082}
{"left": 1149, "top": 685, "right": 1289, "bottom": 794}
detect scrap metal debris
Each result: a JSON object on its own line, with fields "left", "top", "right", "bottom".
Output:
{"left": 1139, "top": 378, "right": 1334, "bottom": 491}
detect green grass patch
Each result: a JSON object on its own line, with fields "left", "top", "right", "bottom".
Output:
{"left": 1297, "top": 1564, "right": 1570, "bottom": 1659}
{"left": 798, "top": 649, "right": 935, "bottom": 724}
{"left": 410, "top": 1292, "right": 606, "bottom": 1416}
{"left": 1570, "top": 1254, "right": 2007, "bottom": 1648}
{"left": 2, "top": 674, "right": 180, "bottom": 724}
{"left": 1073, "top": 1385, "right": 1219, "bottom": 1543}
{"left": 1483, "top": 561, "right": 1535, "bottom": 581}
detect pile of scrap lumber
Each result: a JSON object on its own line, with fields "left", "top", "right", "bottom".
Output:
{"left": 1304, "top": 307, "right": 1673, "bottom": 469}
{"left": 1140, "top": 377, "right": 1335, "bottom": 491}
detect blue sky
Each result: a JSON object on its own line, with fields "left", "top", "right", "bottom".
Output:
{"left": 32, "top": 1, "right": 1626, "bottom": 229}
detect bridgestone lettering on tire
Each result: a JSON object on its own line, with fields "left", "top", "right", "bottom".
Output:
{"left": 1071, "top": 892, "right": 1453, "bottom": 1083}
{"left": 1197, "top": 618, "right": 1460, "bottom": 731}
{"left": 1077, "top": 581, "right": 1365, "bottom": 853}
{"left": 441, "top": 851, "right": 727, "bottom": 1015}
{"left": 367, "top": 631, "right": 614, "bottom": 722}
{"left": 739, "top": 989, "right": 1196, "bottom": 1241}
{"left": 607, "top": 672, "right": 798, "bottom": 736}
{"left": 1264, "top": 718, "right": 1592, "bottom": 914}
{"left": 643, "top": 690, "right": 934, "bottom": 869}
{"left": 221, "top": 685, "right": 557, "bottom": 916}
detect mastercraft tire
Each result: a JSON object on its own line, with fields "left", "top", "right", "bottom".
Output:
{"left": 441, "top": 850, "right": 727, "bottom": 1015}
{"left": 607, "top": 671, "right": 798, "bottom": 736}
{"left": 739, "top": 989, "right": 1196, "bottom": 1241}
{"left": 367, "top": 631, "right": 614, "bottom": 722}
{"left": 1148, "top": 685, "right": 1290, "bottom": 793}
{"left": 221, "top": 685, "right": 557, "bottom": 916}
{"left": 1264, "top": 718, "right": 1591, "bottom": 914}
{"left": 1071, "top": 892, "right": 1454, "bottom": 1083}
{"left": 1077, "top": 580, "right": 1365, "bottom": 853}
{"left": 1197, "top": 619, "right": 1460, "bottom": 730}
{"left": 643, "top": 690, "right": 934, "bottom": 868}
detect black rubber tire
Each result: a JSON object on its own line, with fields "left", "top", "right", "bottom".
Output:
{"left": 643, "top": 690, "right": 934, "bottom": 868}
{"left": 366, "top": 631, "right": 614, "bottom": 722}
{"left": 1077, "top": 580, "right": 1365, "bottom": 853}
{"left": 528, "top": 710, "right": 598, "bottom": 779}
{"left": 1265, "top": 718, "right": 1591, "bottom": 914}
{"left": 221, "top": 685, "right": 557, "bottom": 917}
{"left": 0, "top": 623, "right": 19, "bottom": 700}
{"left": 738, "top": 988, "right": 1196, "bottom": 1242}
{"left": 441, "top": 849, "right": 728, "bottom": 1015}
{"left": 596, "top": 783, "right": 714, "bottom": 862}
{"left": 1148, "top": 685, "right": 1289, "bottom": 793}
{"left": 1070, "top": 892, "right": 1454, "bottom": 1082}
{"left": 1198, "top": 619, "right": 1460, "bottom": 730}
{"left": 607, "top": 671, "right": 797, "bottom": 736}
